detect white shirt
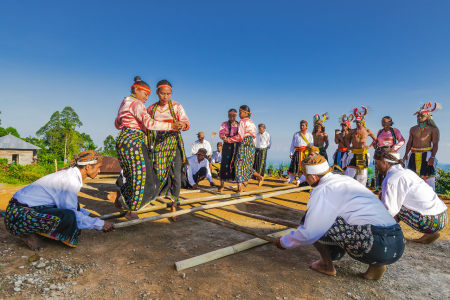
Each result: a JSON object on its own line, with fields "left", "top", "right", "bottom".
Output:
{"left": 255, "top": 131, "right": 271, "bottom": 149}
{"left": 187, "top": 155, "right": 214, "bottom": 186}
{"left": 212, "top": 151, "right": 222, "bottom": 163}
{"left": 13, "top": 168, "right": 105, "bottom": 230}
{"left": 289, "top": 131, "right": 314, "bottom": 155}
{"left": 281, "top": 173, "right": 396, "bottom": 249}
{"left": 191, "top": 140, "right": 212, "bottom": 156}
{"left": 382, "top": 164, "right": 447, "bottom": 216}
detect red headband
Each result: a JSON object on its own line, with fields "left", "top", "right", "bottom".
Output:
{"left": 157, "top": 85, "right": 172, "bottom": 90}
{"left": 132, "top": 84, "right": 151, "bottom": 94}
{"left": 239, "top": 109, "right": 254, "bottom": 116}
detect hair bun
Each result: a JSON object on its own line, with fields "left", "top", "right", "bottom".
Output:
{"left": 134, "top": 76, "right": 142, "bottom": 83}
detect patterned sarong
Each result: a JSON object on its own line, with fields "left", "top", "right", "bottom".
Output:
{"left": 319, "top": 146, "right": 328, "bottom": 162}
{"left": 347, "top": 148, "right": 369, "bottom": 170}
{"left": 234, "top": 136, "right": 256, "bottom": 184}
{"left": 116, "top": 127, "right": 160, "bottom": 211}
{"left": 333, "top": 147, "right": 349, "bottom": 171}
{"left": 398, "top": 206, "right": 448, "bottom": 234}
{"left": 4, "top": 198, "right": 79, "bottom": 247}
{"left": 319, "top": 217, "right": 405, "bottom": 265}
{"left": 407, "top": 147, "right": 435, "bottom": 179}
{"left": 253, "top": 147, "right": 268, "bottom": 176}
{"left": 288, "top": 146, "right": 308, "bottom": 175}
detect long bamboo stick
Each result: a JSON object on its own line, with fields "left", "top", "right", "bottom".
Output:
{"left": 174, "top": 229, "right": 293, "bottom": 271}
{"left": 99, "top": 185, "right": 299, "bottom": 220}
{"left": 114, "top": 187, "right": 309, "bottom": 228}
{"left": 270, "top": 196, "right": 308, "bottom": 205}
{"left": 189, "top": 213, "right": 278, "bottom": 243}
{"left": 198, "top": 205, "right": 301, "bottom": 228}
{"left": 252, "top": 201, "right": 304, "bottom": 212}
{"left": 197, "top": 186, "right": 224, "bottom": 195}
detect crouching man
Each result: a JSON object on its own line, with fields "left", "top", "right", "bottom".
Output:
{"left": 275, "top": 155, "right": 405, "bottom": 280}
{"left": 375, "top": 148, "right": 447, "bottom": 244}
{"left": 4, "top": 151, "right": 116, "bottom": 250}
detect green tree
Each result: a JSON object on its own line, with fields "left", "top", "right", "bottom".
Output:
{"left": 102, "top": 135, "right": 117, "bottom": 157}
{"left": 36, "top": 107, "right": 84, "bottom": 162}
{"left": 0, "top": 126, "right": 20, "bottom": 138}
{"left": 80, "top": 133, "right": 97, "bottom": 151}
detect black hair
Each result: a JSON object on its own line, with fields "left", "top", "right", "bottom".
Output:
{"left": 217, "top": 142, "right": 223, "bottom": 146}
{"left": 240, "top": 105, "right": 250, "bottom": 113}
{"left": 382, "top": 116, "right": 394, "bottom": 125}
{"left": 228, "top": 108, "right": 237, "bottom": 113}
{"left": 131, "top": 76, "right": 150, "bottom": 94}
{"left": 157, "top": 79, "right": 172, "bottom": 90}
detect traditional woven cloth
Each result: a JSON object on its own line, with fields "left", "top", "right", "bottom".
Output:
{"left": 116, "top": 127, "right": 160, "bottom": 211}
{"left": 398, "top": 206, "right": 448, "bottom": 234}
{"left": 234, "top": 136, "right": 256, "bottom": 184}
{"left": 319, "top": 217, "right": 405, "bottom": 265}
{"left": 253, "top": 147, "right": 268, "bottom": 176}
{"left": 4, "top": 198, "right": 79, "bottom": 247}
{"left": 407, "top": 147, "right": 435, "bottom": 179}
{"left": 69, "top": 150, "right": 102, "bottom": 167}
{"left": 288, "top": 146, "right": 309, "bottom": 175}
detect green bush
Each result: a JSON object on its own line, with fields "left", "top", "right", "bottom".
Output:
{"left": 0, "top": 158, "right": 55, "bottom": 186}
{"left": 436, "top": 168, "right": 450, "bottom": 195}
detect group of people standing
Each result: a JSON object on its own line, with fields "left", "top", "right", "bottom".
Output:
{"left": 2, "top": 77, "right": 447, "bottom": 283}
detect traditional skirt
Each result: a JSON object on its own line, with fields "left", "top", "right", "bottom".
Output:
{"left": 4, "top": 198, "right": 79, "bottom": 247}
{"left": 116, "top": 127, "right": 160, "bottom": 211}
{"left": 333, "top": 148, "right": 349, "bottom": 171}
{"left": 398, "top": 206, "right": 448, "bottom": 234}
{"left": 234, "top": 136, "right": 256, "bottom": 184}
{"left": 319, "top": 147, "right": 328, "bottom": 162}
{"left": 288, "top": 146, "right": 308, "bottom": 175}
{"left": 347, "top": 148, "right": 369, "bottom": 170}
{"left": 318, "top": 217, "right": 405, "bottom": 265}
{"left": 253, "top": 147, "right": 268, "bottom": 176}
{"left": 407, "top": 147, "right": 436, "bottom": 179}
{"left": 152, "top": 131, "right": 183, "bottom": 204}
{"left": 220, "top": 142, "right": 236, "bottom": 182}
{"left": 375, "top": 146, "right": 392, "bottom": 189}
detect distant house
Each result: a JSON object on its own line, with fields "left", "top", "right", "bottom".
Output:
{"left": 0, "top": 133, "right": 41, "bottom": 165}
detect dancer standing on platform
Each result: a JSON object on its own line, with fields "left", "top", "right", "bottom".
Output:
{"left": 287, "top": 120, "right": 314, "bottom": 184}
{"left": 375, "top": 148, "right": 447, "bottom": 244}
{"left": 333, "top": 114, "right": 353, "bottom": 172}
{"left": 312, "top": 113, "right": 329, "bottom": 161}
{"left": 372, "top": 116, "right": 405, "bottom": 191}
{"left": 218, "top": 109, "right": 239, "bottom": 192}
{"left": 223, "top": 105, "right": 261, "bottom": 192}
{"left": 344, "top": 106, "right": 376, "bottom": 186}
{"left": 114, "top": 76, "right": 184, "bottom": 221}
{"left": 403, "top": 102, "right": 441, "bottom": 191}
{"left": 253, "top": 123, "right": 271, "bottom": 180}
{"left": 147, "top": 79, "right": 190, "bottom": 221}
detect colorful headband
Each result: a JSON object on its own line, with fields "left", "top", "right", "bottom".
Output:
{"left": 353, "top": 106, "right": 369, "bottom": 122}
{"left": 132, "top": 84, "right": 151, "bottom": 94}
{"left": 313, "top": 113, "right": 329, "bottom": 126}
{"left": 157, "top": 85, "right": 172, "bottom": 90}
{"left": 239, "top": 109, "right": 254, "bottom": 116}
{"left": 414, "top": 102, "right": 442, "bottom": 115}
{"left": 228, "top": 111, "right": 238, "bottom": 115}
{"left": 339, "top": 113, "right": 354, "bottom": 126}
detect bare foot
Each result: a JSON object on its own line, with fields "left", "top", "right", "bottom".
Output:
{"left": 258, "top": 177, "right": 264, "bottom": 186}
{"left": 171, "top": 204, "right": 181, "bottom": 222}
{"left": 218, "top": 186, "right": 224, "bottom": 193}
{"left": 124, "top": 211, "right": 139, "bottom": 221}
{"left": 359, "top": 265, "right": 386, "bottom": 280}
{"left": 413, "top": 233, "right": 441, "bottom": 244}
{"left": 237, "top": 184, "right": 243, "bottom": 193}
{"left": 20, "top": 234, "right": 48, "bottom": 251}
{"left": 285, "top": 180, "right": 291, "bottom": 184}
{"left": 295, "top": 181, "right": 300, "bottom": 187}
{"left": 309, "top": 259, "right": 336, "bottom": 276}
{"left": 243, "top": 181, "right": 248, "bottom": 187}
{"left": 107, "top": 191, "right": 123, "bottom": 209}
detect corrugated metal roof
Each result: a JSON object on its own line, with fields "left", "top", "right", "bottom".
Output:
{"left": 100, "top": 155, "right": 121, "bottom": 173}
{"left": 0, "top": 133, "right": 41, "bottom": 150}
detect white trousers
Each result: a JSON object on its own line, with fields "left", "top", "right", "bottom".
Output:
{"left": 296, "top": 175, "right": 306, "bottom": 184}
{"left": 287, "top": 173, "right": 296, "bottom": 183}
{"left": 345, "top": 168, "right": 368, "bottom": 186}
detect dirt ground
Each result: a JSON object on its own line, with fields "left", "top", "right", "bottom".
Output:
{"left": 0, "top": 176, "right": 449, "bottom": 300}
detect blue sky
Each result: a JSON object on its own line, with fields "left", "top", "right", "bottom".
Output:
{"left": 0, "top": 1, "right": 449, "bottom": 164}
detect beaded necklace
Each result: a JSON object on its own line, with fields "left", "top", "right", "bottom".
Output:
{"left": 419, "top": 122, "right": 426, "bottom": 132}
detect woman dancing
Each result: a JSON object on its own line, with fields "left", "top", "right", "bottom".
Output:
{"left": 218, "top": 109, "right": 239, "bottom": 192}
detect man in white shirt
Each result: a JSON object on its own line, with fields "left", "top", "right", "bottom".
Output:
{"left": 287, "top": 120, "right": 314, "bottom": 183}
{"left": 4, "top": 151, "right": 115, "bottom": 251}
{"left": 182, "top": 149, "right": 215, "bottom": 189}
{"left": 211, "top": 142, "right": 223, "bottom": 178}
{"left": 375, "top": 147, "right": 448, "bottom": 244}
{"left": 191, "top": 132, "right": 212, "bottom": 159}
{"left": 276, "top": 155, "right": 404, "bottom": 280}
{"left": 253, "top": 124, "right": 271, "bottom": 181}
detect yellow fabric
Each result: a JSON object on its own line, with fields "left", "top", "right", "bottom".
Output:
{"left": 300, "top": 132, "right": 310, "bottom": 146}
{"left": 352, "top": 148, "right": 368, "bottom": 170}
{"left": 411, "top": 147, "right": 432, "bottom": 152}
{"left": 414, "top": 152, "right": 422, "bottom": 177}
{"left": 352, "top": 148, "right": 369, "bottom": 155}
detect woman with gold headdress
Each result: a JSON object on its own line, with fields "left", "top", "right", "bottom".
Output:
{"left": 114, "top": 76, "right": 184, "bottom": 221}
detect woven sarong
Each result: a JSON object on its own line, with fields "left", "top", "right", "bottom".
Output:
{"left": 398, "top": 206, "right": 448, "bottom": 234}
{"left": 253, "top": 147, "right": 268, "bottom": 176}
{"left": 234, "top": 136, "right": 256, "bottom": 184}
{"left": 4, "top": 198, "right": 79, "bottom": 247}
{"left": 407, "top": 147, "right": 435, "bottom": 179}
{"left": 288, "top": 146, "right": 308, "bottom": 175}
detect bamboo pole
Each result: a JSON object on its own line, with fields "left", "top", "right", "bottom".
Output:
{"left": 252, "top": 201, "right": 304, "bottom": 213}
{"left": 189, "top": 213, "right": 278, "bottom": 243}
{"left": 197, "top": 186, "right": 224, "bottom": 195}
{"left": 174, "top": 229, "right": 293, "bottom": 271}
{"left": 198, "top": 204, "right": 301, "bottom": 228}
{"left": 99, "top": 185, "right": 299, "bottom": 220}
{"left": 270, "top": 196, "right": 308, "bottom": 205}
{"left": 114, "top": 187, "right": 309, "bottom": 228}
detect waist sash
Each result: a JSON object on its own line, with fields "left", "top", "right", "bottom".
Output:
{"left": 411, "top": 147, "right": 432, "bottom": 177}
{"left": 352, "top": 148, "right": 368, "bottom": 170}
